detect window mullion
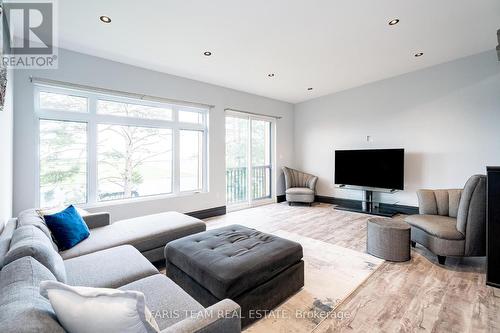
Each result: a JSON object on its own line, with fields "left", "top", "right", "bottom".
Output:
{"left": 87, "top": 97, "right": 98, "bottom": 204}
{"left": 202, "top": 128, "right": 208, "bottom": 192}
{"left": 173, "top": 107, "right": 180, "bottom": 194}
{"left": 203, "top": 111, "right": 209, "bottom": 192}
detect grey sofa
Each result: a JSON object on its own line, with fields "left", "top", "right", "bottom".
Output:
{"left": 282, "top": 166, "right": 318, "bottom": 205}
{"left": 405, "top": 175, "right": 486, "bottom": 265}
{"left": 0, "top": 209, "right": 241, "bottom": 333}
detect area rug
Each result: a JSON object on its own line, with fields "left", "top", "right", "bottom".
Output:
{"left": 244, "top": 231, "right": 384, "bottom": 333}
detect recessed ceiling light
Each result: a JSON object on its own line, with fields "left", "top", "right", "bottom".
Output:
{"left": 203, "top": 51, "right": 212, "bottom": 56}
{"left": 99, "top": 16, "right": 111, "bottom": 23}
{"left": 268, "top": 73, "right": 275, "bottom": 77}
{"left": 414, "top": 52, "right": 424, "bottom": 57}
{"left": 388, "top": 19, "right": 400, "bottom": 26}
{"left": 307, "top": 87, "right": 313, "bottom": 91}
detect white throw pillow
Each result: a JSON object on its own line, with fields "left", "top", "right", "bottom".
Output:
{"left": 40, "top": 281, "right": 160, "bottom": 333}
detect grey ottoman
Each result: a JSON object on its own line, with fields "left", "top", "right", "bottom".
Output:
{"left": 165, "top": 225, "right": 304, "bottom": 327}
{"left": 367, "top": 218, "right": 411, "bottom": 262}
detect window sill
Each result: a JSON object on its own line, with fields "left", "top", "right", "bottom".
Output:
{"left": 78, "top": 190, "right": 207, "bottom": 210}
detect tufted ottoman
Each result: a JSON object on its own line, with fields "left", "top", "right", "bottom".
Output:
{"left": 165, "top": 224, "right": 304, "bottom": 327}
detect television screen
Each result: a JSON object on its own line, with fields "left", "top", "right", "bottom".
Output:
{"left": 335, "top": 149, "right": 404, "bottom": 190}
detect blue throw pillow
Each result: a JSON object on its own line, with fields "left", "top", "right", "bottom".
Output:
{"left": 43, "top": 205, "right": 90, "bottom": 251}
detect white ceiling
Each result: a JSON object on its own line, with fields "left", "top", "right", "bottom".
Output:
{"left": 35, "top": 1, "right": 500, "bottom": 103}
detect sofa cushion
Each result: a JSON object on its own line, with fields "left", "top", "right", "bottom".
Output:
{"left": 0, "top": 256, "right": 65, "bottom": 333}
{"left": 60, "top": 212, "right": 206, "bottom": 260}
{"left": 285, "top": 187, "right": 314, "bottom": 195}
{"left": 82, "top": 212, "right": 111, "bottom": 229}
{"left": 65, "top": 245, "right": 159, "bottom": 288}
{"left": 0, "top": 219, "right": 17, "bottom": 268}
{"left": 119, "top": 274, "right": 204, "bottom": 330}
{"left": 405, "top": 215, "right": 465, "bottom": 240}
{"left": 417, "top": 189, "right": 463, "bottom": 217}
{"left": 17, "top": 209, "right": 58, "bottom": 250}
{"left": 39, "top": 207, "right": 110, "bottom": 229}
{"left": 5, "top": 225, "right": 67, "bottom": 282}
{"left": 43, "top": 205, "right": 91, "bottom": 251}
{"left": 165, "top": 224, "right": 303, "bottom": 299}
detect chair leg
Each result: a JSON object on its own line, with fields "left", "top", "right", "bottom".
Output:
{"left": 288, "top": 202, "right": 292, "bottom": 206}
{"left": 309, "top": 202, "right": 312, "bottom": 207}
{"left": 437, "top": 255, "right": 446, "bottom": 265}
{"left": 411, "top": 241, "right": 416, "bottom": 248}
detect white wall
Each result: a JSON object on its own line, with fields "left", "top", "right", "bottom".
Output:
{"left": 13, "top": 48, "right": 295, "bottom": 220}
{"left": 294, "top": 50, "right": 500, "bottom": 206}
{"left": 0, "top": 68, "right": 14, "bottom": 226}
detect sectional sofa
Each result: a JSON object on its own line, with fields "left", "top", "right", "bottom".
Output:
{"left": 0, "top": 209, "right": 241, "bottom": 333}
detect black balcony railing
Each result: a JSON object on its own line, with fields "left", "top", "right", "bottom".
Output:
{"left": 226, "top": 166, "right": 271, "bottom": 204}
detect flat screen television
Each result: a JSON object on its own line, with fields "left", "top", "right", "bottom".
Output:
{"left": 335, "top": 149, "right": 404, "bottom": 190}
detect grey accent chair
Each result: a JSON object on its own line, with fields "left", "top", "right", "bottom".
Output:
{"left": 282, "top": 167, "right": 318, "bottom": 205}
{"left": 405, "top": 175, "right": 486, "bottom": 265}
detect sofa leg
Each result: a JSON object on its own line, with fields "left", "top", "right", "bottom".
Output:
{"left": 411, "top": 241, "right": 416, "bottom": 248}
{"left": 437, "top": 255, "right": 446, "bottom": 265}
{"left": 309, "top": 202, "right": 312, "bottom": 207}
{"left": 288, "top": 202, "right": 292, "bottom": 206}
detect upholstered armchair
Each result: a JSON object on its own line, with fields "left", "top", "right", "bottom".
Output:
{"left": 282, "top": 167, "right": 318, "bottom": 205}
{"left": 405, "top": 175, "right": 486, "bottom": 265}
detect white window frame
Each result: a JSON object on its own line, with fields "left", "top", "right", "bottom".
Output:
{"left": 34, "top": 83, "right": 209, "bottom": 208}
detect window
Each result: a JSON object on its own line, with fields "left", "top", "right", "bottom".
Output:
{"left": 39, "top": 91, "right": 88, "bottom": 112}
{"left": 39, "top": 120, "right": 87, "bottom": 207}
{"left": 36, "top": 85, "right": 208, "bottom": 208}
{"left": 180, "top": 130, "right": 203, "bottom": 191}
{"left": 97, "top": 99, "right": 173, "bottom": 121}
{"left": 179, "top": 109, "right": 203, "bottom": 124}
{"left": 97, "top": 125, "right": 173, "bottom": 201}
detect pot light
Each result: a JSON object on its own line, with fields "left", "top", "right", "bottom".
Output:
{"left": 99, "top": 16, "right": 111, "bottom": 23}
{"left": 414, "top": 52, "right": 424, "bottom": 57}
{"left": 268, "top": 73, "right": 275, "bottom": 77}
{"left": 204, "top": 51, "right": 212, "bottom": 56}
{"left": 388, "top": 19, "right": 400, "bottom": 26}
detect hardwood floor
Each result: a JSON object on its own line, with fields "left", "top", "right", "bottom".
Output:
{"left": 206, "top": 203, "right": 500, "bottom": 333}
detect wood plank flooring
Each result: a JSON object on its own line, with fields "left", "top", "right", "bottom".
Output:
{"left": 205, "top": 203, "right": 500, "bottom": 333}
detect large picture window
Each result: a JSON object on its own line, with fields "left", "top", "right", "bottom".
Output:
{"left": 36, "top": 84, "right": 208, "bottom": 208}
{"left": 97, "top": 125, "right": 173, "bottom": 201}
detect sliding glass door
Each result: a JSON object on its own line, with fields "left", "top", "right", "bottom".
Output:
{"left": 226, "top": 113, "right": 273, "bottom": 208}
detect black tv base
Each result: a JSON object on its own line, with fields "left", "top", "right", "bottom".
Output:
{"left": 334, "top": 205, "right": 396, "bottom": 217}
{"left": 333, "top": 189, "right": 397, "bottom": 217}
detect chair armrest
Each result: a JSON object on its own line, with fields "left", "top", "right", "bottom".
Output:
{"left": 82, "top": 212, "right": 110, "bottom": 229}
{"left": 307, "top": 176, "right": 318, "bottom": 191}
{"left": 161, "top": 299, "right": 241, "bottom": 333}
{"left": 282, "top": 167, "right": 292, "bottom": 190}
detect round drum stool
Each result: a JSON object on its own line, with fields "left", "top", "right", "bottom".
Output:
{"left": 367, "top": 218, "right": 411, "bottom": 262}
